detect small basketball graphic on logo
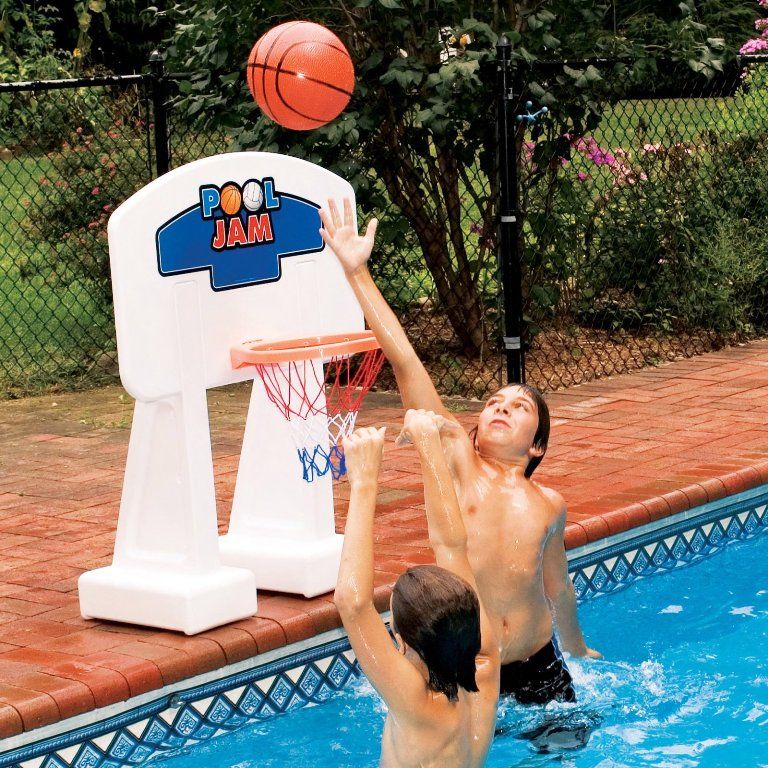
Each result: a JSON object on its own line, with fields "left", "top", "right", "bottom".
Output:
{"left": 246, "top": 21, "right": 355, "bottom": 131}
{"left": 220, "top": 184, "right": 242, "bottom": 215}
{"left": 242, "top": 180, "right": 264, "bottom": 212}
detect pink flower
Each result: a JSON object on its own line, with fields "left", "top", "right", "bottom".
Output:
{"left": 76, "top": 127, "right": 83, "bottom": 135}
{"left": 739, "top": 38, "right": 768, "bottom": 54}
{"left": 756, "top": 18, "right": 768, "bottom": 31}
{"left": 571, "top": 136, "right": 598, "bottom": 153}
{"left": 643, "top": 143, "right": 662, "bottom": 153}
{"left": 102, "top": 204, "right": 113, "bottom": 212}
{"left": 588, "top": 148, "right": 617, "bottom": 166}
{"left": 576, "top": 171, "right": 590, "bottom": 181}
{"left": 91, "top": 186, "right": 100, "bottom": 195}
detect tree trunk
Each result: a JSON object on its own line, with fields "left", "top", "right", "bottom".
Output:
{"left": 378, "top": 162, "right": 487, "bottom": 356}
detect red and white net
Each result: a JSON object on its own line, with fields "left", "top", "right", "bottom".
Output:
{"left": 253, "top": 348, "right": 385, "bottom": 481}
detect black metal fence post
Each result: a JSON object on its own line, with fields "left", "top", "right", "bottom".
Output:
{"left": 149, "top": 50, "right": 170, "bottom": 176}
{"left": 496, "top": 35, "right": 525, "bottom": 384}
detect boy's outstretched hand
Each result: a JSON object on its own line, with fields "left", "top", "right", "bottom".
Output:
{"left": 319, "top": 198, "right": 378, "bottom": 276}
{"left": 343, "top": 426, "right": 386, "bottom": 487}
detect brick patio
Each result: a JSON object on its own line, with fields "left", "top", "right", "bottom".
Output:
{"left": 1, "top": 341, "right": 768, "bottom": 738}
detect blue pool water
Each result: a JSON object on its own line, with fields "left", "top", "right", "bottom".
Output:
{"left": 153, "top": 532, "right": 768, "bottom": 767}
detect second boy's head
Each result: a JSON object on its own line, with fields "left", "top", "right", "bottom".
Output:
{"left": 474, "top": 384, "right": 550, "bottom": 477}
{"left": 391, "top": 564, "right": 480, "bottom": 701}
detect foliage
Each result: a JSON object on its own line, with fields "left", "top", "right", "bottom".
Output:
{"left": 736, "top": 0, "right": 768, "bottom": 54}
{"left": 578, "top": 124, "right": 768, "bottom": 335}
{"left": 519, "top": 57, "right": 768, "bottom": 339}
{"left": 0, "top": 1, "right": 117, "bottom": 150}
{"left": 156, "top": 0, "right": 730, "bottom": 356}
{"left": 24, "top": 100, "right": 151, "bottom": 305}
{"left": 0, "top": 2, "right": 72, "bottom": 81}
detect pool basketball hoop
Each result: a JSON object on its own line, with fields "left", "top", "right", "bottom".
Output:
{"left": 232, "top": 331, "right": 384, "bottom": 481}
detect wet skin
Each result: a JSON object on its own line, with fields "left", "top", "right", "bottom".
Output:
{"left": 450, "top": 386, "right": 562, "bottom": 663}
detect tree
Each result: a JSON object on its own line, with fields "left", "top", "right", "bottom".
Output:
{"left": 158, "top": 1, "right": 727, "bottom": 357}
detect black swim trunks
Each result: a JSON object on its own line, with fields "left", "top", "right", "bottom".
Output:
{"left": 499, "top": 638, "right": 576, "bottom": 705}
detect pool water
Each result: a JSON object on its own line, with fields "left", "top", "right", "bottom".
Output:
{"left": 152, "top": 532, "right": 768, "bottom": 768}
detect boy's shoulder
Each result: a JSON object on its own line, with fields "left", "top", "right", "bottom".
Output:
{"left": 531, "top": 481, "right": 567, "bottom": 517}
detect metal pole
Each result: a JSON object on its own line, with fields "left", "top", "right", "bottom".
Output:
{"left": 149, "top": 50, "right": 170, "bottom": 176}
{"left": 496, "top": 36, "right": 524, "bottom": 384}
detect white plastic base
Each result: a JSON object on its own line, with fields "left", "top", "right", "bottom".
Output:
{"left": 219, "top": 533, "right": 343, "bottom": 598}
{"left": 79, "top": 564, "right": 257, "bottom": 635}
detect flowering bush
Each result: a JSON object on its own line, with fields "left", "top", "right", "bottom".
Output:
{"left": 739, "top": 1, "right": 768, "bottom": 54}
{"left": 24, "top": 112, "right": 150, "bottom": 305}
{"left": 580, "top": 130, "right": 768, "bottom": 334}
{"left": 520, "top": 70, "right": 768, "bottom": 337}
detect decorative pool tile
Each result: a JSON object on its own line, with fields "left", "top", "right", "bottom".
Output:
{"left": 2, "top": 646, "right": 361, "bottom": 768}
{"left": 2, "top": 492, "right": 767, "bottom": 768}
{"left": 570, "top": 500, "right": 768, "bottom": 600}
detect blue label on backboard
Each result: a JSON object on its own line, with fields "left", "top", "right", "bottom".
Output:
{"left": 155, "top": 178, "right": 323, "bottom": 290}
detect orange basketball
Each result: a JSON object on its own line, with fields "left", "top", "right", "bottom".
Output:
{"left": 220, "top": 184, "right": 242, "bottom": 215}
{"left": 247, "top": 21, "right": 354, "bottom": 131}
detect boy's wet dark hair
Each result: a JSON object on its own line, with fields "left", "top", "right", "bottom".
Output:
{"left": 471, "top": 384, "right": 550, "bottom": 478}
{"left": 391, "top": 564, "right": 480, "bottom": 702}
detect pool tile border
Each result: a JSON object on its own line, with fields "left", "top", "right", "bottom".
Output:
{"left": 2, "top": 484, "right": 767, "bottom": 768}
{"left": 570, "top": 485, "right": 768, "bottom": 599}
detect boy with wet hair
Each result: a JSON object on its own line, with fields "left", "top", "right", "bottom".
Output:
{"left": 322, "top": 200, "right": 599, "bottom": 707}
{"left": 335, "top": 414, "right": 499, "bottom": 768}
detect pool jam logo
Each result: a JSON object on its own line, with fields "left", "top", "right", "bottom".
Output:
{"left": 200, "top": 178, "right": 278, "bottom": 251}
{"left": 155, "top": 176, "right": 323, "bottom": 290}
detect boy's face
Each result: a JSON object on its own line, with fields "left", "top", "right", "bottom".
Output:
{"left": 476, "top": 385, "right": 542, "bottom": 462}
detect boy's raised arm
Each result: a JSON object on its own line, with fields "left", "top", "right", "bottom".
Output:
{"left": 334, "top": 427, "right": 430, "bottom": 714}
{"left": 319, "top": 199, "right": 449, "bottom": 418}
{"left": 401, "top": 409, "right": 499, "bottom": 663}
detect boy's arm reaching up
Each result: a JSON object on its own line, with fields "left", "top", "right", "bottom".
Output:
{"left": 401, "top": 409, "right": 499, "bottom": 667}
{"left": 319, "top": 199, "right": 452, "bottom": 419}
{"left": 541, "top": 488, "right": 601, "bottom": 659}
{"left": 334, "top": 427, "right": 430, "bottom": 716}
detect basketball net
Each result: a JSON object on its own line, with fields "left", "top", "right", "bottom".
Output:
{"left": 252, "top": 346, "right": 384, "bottom": 482}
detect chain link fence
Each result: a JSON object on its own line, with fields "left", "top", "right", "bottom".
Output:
{"left": 2, "top": 56, "right": 767, "bottom": 399}
{"left": 516, "top": 59, "right": 768, "bottom": 390}
{"left": 0, "top": 76, "right": 154, "bottom": 395}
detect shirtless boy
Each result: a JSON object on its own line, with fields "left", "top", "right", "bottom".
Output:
{"left": 335, "top": 416, "right": 499, "bottom": 768}
{"left": 322, "top": 199, "right": 600, "bottom": 706}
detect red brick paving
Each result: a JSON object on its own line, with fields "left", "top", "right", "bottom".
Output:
{"left": 1, "top": 341, "right": 768, "bottom": 738}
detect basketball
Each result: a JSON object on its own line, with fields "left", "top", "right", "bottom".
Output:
{"left": 220, "top": 184, "right": 242, "bottom": 215}
{"left": 246, "top": 21, "right": 354, "bottom": 131}
{"left": 242, "top": 180, "right": 264, "bottom": 211}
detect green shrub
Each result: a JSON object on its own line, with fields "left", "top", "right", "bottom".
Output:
{"left": 579, "top": 128, "right": 768, "bottom": 334}
{"left": 24, "top": 107, "right": 151, "bottom": 305}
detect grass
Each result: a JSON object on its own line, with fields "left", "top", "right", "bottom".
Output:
{"left": 0, "top": 152, "right": 114, "bottom": 395}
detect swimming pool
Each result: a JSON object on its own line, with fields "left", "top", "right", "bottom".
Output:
{"left": 3, "top": 489, "right": 766, "bottom": 768}
{"left": 143, "top": 512, "right": 768, "bottom": 767}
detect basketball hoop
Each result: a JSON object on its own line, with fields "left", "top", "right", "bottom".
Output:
{"left": 231, "top": 331, "right": 384, "bottom": 482}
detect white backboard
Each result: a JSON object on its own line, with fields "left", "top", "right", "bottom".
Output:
{"left": 108, "top": 152, "right": 360, "bottom": 400}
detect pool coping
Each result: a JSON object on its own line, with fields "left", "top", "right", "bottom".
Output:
{"left": 2, "top": 482, "right": 766, "bottom": 768}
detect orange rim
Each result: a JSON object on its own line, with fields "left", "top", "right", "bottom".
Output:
{"left": 231, "top": 330, "right": 380, "bottom": 367}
